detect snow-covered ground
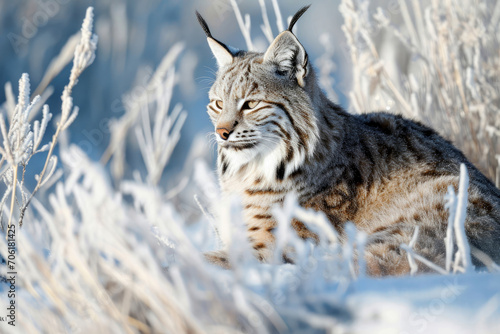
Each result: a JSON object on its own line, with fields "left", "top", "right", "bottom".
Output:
{"left": 345, "top": 272, "right": 500, "bottom": 334}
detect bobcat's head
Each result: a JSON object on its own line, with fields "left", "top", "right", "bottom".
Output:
{"left": 198, "top": 6, "right": 320, "bottom": 180}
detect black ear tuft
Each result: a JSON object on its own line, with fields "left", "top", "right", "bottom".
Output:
{"left": 287, "top": 5, "right": 311, "bottom": 32}
{"left": 196, "top": 11, "right": 212, "bottom": 38}
{"left": 197, "top": 11, "right": 236, "bottom": 67}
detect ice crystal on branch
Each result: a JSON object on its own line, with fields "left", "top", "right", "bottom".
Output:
{"left": 69, "top": 7, "right": 98, "bottom": 93}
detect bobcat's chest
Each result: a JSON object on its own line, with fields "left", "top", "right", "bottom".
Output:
{"left": 221, "top": 170, "right": 293, "bottom": 200}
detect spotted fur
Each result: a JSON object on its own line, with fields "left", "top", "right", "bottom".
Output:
{"left": 198, "top": 8, "right": 500, "bottom": 276}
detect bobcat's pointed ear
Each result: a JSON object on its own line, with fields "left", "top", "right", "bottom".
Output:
{"left": 263, "top": 5, "right": 311, "bottom": 87}
{"left": 207, "top": 38, "right": 234, "bottom": 68}
{"left": 264, "top": 31, "right": 308, "bottom": 87}
{"left": 196, "top": 11, "right": 234, "bottom": 68}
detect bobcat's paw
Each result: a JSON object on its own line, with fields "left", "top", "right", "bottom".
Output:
{"left": 204, "top": 250, "right": 231, "bottom": 269}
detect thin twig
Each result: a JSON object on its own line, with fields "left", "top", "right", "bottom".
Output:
{"left": 6, "top": 166, "right": 18, "bottom": 235}
{"left": 401, "top": 244, "right": 448, "bottom": 275}
{"left": 454, "top": 164, "right": 473, "bottom": 272}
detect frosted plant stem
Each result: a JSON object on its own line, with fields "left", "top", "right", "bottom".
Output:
{"left": 490, "top": 0, "right": 500, "bottom": 31}
{"left": 343, "top": 223, "right": 356, "bottom": 279}
{"left": 0, "top": 185, "right": 12, "bottom": 231}
{"left": 18, "top": 7, "right": 97, "bottom": 227}
{"left": 381, "top": 72, "right": 413, "bottom": 115}
{"left": 444, "top": 186, "right": 457, "bottom": 272}
{"left": 258, "top": 0, "right": 274, "bottom": 44}
{"left": 18, "top": 126, "right": 60, "bottom": 226}
{"left": 0, "top": 157, "right": 5, "bottom": 176}
{"left": 32, "top": 33, "right": 80, "bottom": 98}
{"left": 471, "top": 247, "right": 500, "bottom": 273}
{"left": 230, "top": 0, "right": 254, "bottom": 51}
{"left": 411, "top": 0, "right": 426, "bottom": 48}
{"left": 454, "top": 164, "right": 473, "bottom": 272}
{"left": 294, "top": 207, "right": 339, "bottom": 244}
{"left": 356, "top": 231, "right": 367, "bottom": 278}
{"left": 398, "top": 0, "right": 420, "bottom": 48}
{"left": 271, "top": 0, "right": 284, "bottom": 32}
{"left": 401, "top": 244, "right": 447, "bottom": 275}
{"left": 100, "top": 43, "right": 184, "bottom": 170}
{"left": 453, "top": 250, "right": 462, "bottom": 273}
{"left": 194, "top": 194, "right": 222, "bottom": 249}
{"left": 407, "top": 226, "right": 420, "bottom": 275}
{"left": 6, "top": 165, "right": 18, "bottom": 237}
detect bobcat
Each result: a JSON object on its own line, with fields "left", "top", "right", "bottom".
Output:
{"left": 196, "top": 6, "right": 500, "bottom": 276}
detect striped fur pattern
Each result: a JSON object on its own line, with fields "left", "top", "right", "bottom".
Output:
{"left": 198, "top": 8, "right": 500, "bottom": 275}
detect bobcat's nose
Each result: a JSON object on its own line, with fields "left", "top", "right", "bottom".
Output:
{"left": 216, "top": 120, "right": 238, "bottom": 140}
{"left": 216, "top": 127, "right": 232, "bottom": 140}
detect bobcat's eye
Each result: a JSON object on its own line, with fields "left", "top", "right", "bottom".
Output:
{"left": 242, "top": 100, "right": 259, "bottom": 110}
{"left": 215, "top": 100, "right": 224, "bottom": 109}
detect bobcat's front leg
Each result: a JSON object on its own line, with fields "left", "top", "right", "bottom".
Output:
{"left": 203, "top": 204, "right": 276, "bottom": 269}
{"left": 245, "top": 203, "right": 319, "bottom": 263}
{"left": 204, "top": 214, "right": 318, "bottom": 267}
{"left": 244, "top": 203, "right": 278, "bottom": 263}
{"left": 203, "top": 225, "right": 275, "bottom": 269}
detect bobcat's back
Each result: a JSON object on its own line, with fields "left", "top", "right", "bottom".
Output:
{"left": 299, "top": 111, "right": 500, "bottom": 274}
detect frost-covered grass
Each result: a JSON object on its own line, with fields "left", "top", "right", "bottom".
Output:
{"left": 340, "top": 0, "right": 500, "bottom": 184}
{"left": 0, "top": 1, "right": 499, "bottom": 333}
